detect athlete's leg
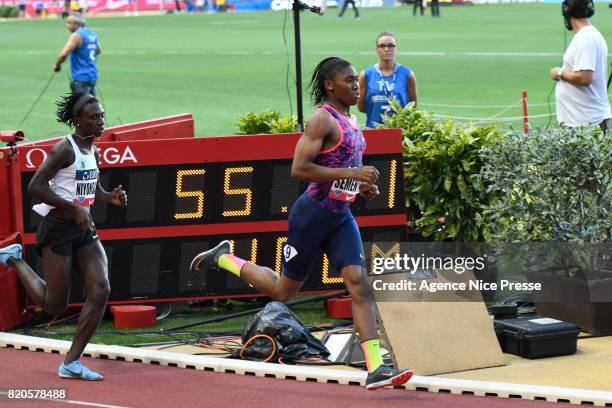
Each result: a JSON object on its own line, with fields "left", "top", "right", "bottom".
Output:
{"left": 192, "top": 241, "right": 305, "bottom": 302}
{"left": 340, "top": 265, "right": 413, "bottom": 389}
{"left": 326, "top": 216, "right": 413, "bottom": 389}
{"left": 240, "top": 264, "right": 304, "bottom": 303}
{"left": 192, "top": 195, "right": 327, "bottom": 303}
{"left": 7, "top": 247, "right": 72, "bottom": 317}
{"left": 239, "top": 195, "right": 330, "bottom": 301}
{"left": 67, "top": 239, "right": 109, "bottom": 364}
{"left": 324, "top": 214, "right": 375, "bottom": 337}
{"left": 325, "top": 220, "right": 381, "bottom": 369}
{"left": 340, "top": 265, "right": 378, "bottom": 342}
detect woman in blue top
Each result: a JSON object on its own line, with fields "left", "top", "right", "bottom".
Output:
{"left": 358, "top": 31, "right": 418, "bottom": 129}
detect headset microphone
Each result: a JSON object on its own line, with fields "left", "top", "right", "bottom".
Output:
{"left": 561, "top": 0, "right": 595, "bottom": 31}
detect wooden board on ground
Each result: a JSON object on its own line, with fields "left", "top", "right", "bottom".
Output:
{"left": 373, "top": 268, "right": 506, "bottom": 376}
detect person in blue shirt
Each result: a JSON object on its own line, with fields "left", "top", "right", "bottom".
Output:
{"left": 358, "top": 31, "right": 418, "bottom": 129}
{"left": 54, "top": 14, "right": 101, "bottom": 97}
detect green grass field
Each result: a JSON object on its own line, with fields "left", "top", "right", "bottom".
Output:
{"left": 1, "top": 4, "right": 610, "bottom": 140}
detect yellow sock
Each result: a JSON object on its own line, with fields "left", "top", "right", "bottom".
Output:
{"left": 362, "top": 339, "right": 384, "bottom": 372}
{"left": 218, "top": 254, "right": 247, "bottom": 277}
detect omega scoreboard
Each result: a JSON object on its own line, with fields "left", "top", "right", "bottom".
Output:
{"left": 4, "top": 129, "right": 406, "bottom": 304}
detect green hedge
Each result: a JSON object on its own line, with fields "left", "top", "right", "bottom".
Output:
{"left": 380, "top": 101, "right": 504, "bottom": 242}
{"left": 0, "top": 5, "right": 19, "bottom": 18}
{"left": 480, "top": 125, "right": 611, "bottom": 243}
{"left": 234, "top": 110, "right": 297, "bottom": 135}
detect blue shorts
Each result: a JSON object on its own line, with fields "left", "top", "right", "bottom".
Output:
{"left": 282, "top": 193, "right": 364, "bottom": 281}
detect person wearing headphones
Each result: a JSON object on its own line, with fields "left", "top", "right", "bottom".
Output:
{"left": 550, "top": 0, "right": 611, "bottom": 133}
{"left": 358, "top": 31, "right": 418, "bottom": 129}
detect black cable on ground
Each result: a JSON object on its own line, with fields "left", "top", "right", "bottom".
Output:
{"left": 162, "top": 290, "right": 348, "bottom": 332}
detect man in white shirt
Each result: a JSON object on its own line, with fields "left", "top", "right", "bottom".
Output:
{"left": 550, "top": 0, "right": 611, "bottom": 133}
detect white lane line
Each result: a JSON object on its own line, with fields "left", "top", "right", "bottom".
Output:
{"left": 13, "top": 49, "right": 612, "bottom": 58}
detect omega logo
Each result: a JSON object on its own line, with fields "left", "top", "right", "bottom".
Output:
{"left": 25, "top": 146, "right": 138, "bottom": 169}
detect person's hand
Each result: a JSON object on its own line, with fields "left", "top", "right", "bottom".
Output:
{"left": 352, "top": 166, "right": 379, "bottom": 183}
{"left": 111, "top": 185, "right": 127, "bottom": 207}
{"left": 53, "top": 63, "right": 61, "bottom": 73}
{"left": 73, "top": 205, "right": 94, "bottom": 232}
{"left": 550, "top": 67, "right": 562, "bottom": 81}
{"left": 359, "top": 183, "right": 380, "bottom": 201}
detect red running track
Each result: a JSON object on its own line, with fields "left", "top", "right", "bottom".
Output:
{"left": 0, "top": 348, "right": 561, "bottom": 408}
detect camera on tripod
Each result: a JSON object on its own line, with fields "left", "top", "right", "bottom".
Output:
{"left": 0, "top": 131, "right": 25, "bottom": 144}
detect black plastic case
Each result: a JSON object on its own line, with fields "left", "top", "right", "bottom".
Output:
{"left": 494, "top": 316, "right": 580, "bottom": 359}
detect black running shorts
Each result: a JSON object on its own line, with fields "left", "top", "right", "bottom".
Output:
{"left": 36, "top": 213, "right": 99, "bottom": 257}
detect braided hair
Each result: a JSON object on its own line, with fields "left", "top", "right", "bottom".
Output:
{"left": 55, "top": 92, "right": 98, "bottom": 128}
{"left": 307, "top": 57, "right": 352, "bottom": 106}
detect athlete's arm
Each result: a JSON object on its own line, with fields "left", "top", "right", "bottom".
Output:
{"left": 96, "top": 184, "right": 126, "bottom": 206}
{"left": 96, "top": 183, "right": 127, "bottom": 206}
{"left": 28, "top": 140, "right": 92, "bottom": 230}
{"left": 93, "top": 148, "right": 127, "bottom": 206}
{"left": 407, "top": 71, "right": 418, "bottom": 108}
{"left": 291, "top": 109, "right": 379, "bottom": 183}
{"left": 357, "top": 71, "right": 366, "bottom": 113}
{"left": 359, "top": 183, "right": 379, "bottom": 201}
{"left": 54, "top": 33, "right": 82, "bottom": 72}
{"left": 96, "top": 43, "right": 101, "bottom": 56}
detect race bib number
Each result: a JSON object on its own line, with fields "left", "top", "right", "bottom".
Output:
{"left": 74, "top": 169, "right": 98, "bottom": 206}
{"left": 328, "top": 177, "right": 361, "bottom": 202}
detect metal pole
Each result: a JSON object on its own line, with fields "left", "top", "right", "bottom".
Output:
{"left": 293, "top": 0, "right": 304, "bottom": 132}
{"left": 521, "top": 89, "right": 529, "bottom": 134}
